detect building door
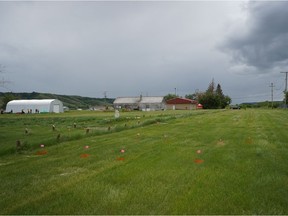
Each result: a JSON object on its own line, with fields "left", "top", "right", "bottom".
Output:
{"left": 53, "top": 105, "right": 60, "bottom": 113}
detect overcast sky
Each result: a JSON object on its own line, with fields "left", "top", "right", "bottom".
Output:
{"left": 0, "top": 1, "right": 288, "bottom": 104}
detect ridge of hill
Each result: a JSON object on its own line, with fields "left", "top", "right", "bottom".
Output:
{"left": 0, "top": 92, "right": 114, "bottom": 110}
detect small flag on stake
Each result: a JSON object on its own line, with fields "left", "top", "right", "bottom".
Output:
{"left": 80, "top": 154, "right": 90, "bottom": 158}
{"left": 194, "top": 158, "right": 204, "bottom": 164}
{"left": 36, "top": 150, "right": 48, "bottom": 155}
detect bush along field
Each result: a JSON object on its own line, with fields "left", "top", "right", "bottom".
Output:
{"left": 0, "top": 109, "right": 288, "bottom": 214}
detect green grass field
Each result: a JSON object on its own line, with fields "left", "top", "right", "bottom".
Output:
{"left": 1, "top": 109, "right": 288, "bottom": 214}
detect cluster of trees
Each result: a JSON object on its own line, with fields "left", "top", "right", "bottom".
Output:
{"left": 165, "top": 79, "right": 231, "bottom": 109}
{"left": 197, "top": 79, "right": 231, "bottom": 109}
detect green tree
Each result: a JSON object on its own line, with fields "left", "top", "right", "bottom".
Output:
{"left": 1, "top": 93, "right": 17, "bottom": 110}
{"left": 198, "top": 92, "right": 218, "bottom": 109}
{"left": 224, "top": 95, "right": 232, "bottom": 107}
{"left": 185, "top": 93, "right": 198, "bottom": 100}
{"left": 216, "top": 84, "right": 228, "bottom": 108}
{"left": 206, "top": 78, "right": 215, "bottom": 94}
{"left": 198, "top": 79, "right": 231, "bottom": 109}
{"left": 164, "top": 94, "right": 178, "bottom": 101}
{"left": 216, "top": 84, "right": 224, "bottom": 98}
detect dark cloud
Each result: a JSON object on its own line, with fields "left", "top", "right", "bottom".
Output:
{"left": 220, "top": 1, "right": 288, "bottom": 73}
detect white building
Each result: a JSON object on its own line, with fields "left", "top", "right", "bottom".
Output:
{"left": 139, "top": 96, "right": 166, "bottom": 111}
{"left": 113, "top": 96, "right": 166, "bottom": 111}
{"left": 6, "top": 99, "right": 64, "bottom": 113}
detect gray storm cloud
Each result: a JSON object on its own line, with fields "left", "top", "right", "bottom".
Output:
{"left": 220, "top": 1, "right": 288, "bottom": 73}
{"left": 2, "top": 1, "right": 278, "bottom": 103}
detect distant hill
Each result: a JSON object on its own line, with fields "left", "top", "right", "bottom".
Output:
{"left": 0, "top": 92, "right": 114, "bottom": 110}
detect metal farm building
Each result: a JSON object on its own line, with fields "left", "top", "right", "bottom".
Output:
{"left": 113, "top": 96, "right": 166, "bottom": 111}
{"left": 6, "top": 99, "right": 64, "bottom": 113}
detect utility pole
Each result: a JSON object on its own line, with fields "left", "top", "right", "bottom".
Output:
{"left": 103, "top": 91, "right": 107, "bottom": 104}
{"left": 0, "top": 64, "right": 11, "bottom": 89}
{"left": 0, "top": 64, "right": 4, "bottom": 87}
{"left": 269, "top": 83, "right": 274, "bottom": 109}
{"left": 281, "top": 71, "right": 288, "bottom": 108}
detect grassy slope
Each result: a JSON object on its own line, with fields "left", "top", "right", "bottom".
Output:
{"left": 0, "top": 109, "right": 288, "bottom": 214}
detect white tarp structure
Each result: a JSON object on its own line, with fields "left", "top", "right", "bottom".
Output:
{"left": 6, "top": 99, "right": 64, "bottom": 113}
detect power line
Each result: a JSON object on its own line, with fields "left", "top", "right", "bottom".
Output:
{"left": 280, "top": 72, "right": 288, "bottom": 92}
{"left": 269, "top": 83, "right": 275, "bottom": 109}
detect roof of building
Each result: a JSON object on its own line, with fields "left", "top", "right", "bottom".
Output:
{"left": 140, "top": 96, "right": 164, "bottom": 104}
{"left": 166, "top": 97, "right": 197, "bottom": 105}
{"left": 113, "top": 96, "right": 165, "bottom": 104}
{"left": 113, "top": 97, "right": 140, "bottom": 104}
{"left": 7, "top": 99, "right": 60, "bottom": 106}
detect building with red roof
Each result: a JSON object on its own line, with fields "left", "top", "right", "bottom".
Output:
{"left": 166, "top": 97, "right": 198, "bottom": 110}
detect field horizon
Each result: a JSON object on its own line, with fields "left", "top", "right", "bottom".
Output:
{"left": 1, "top": 109, "right": 288, "bottom": 214}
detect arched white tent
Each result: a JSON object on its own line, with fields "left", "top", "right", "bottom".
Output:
{"left": 6, "top": 99, "right": 64, "bottom": 113}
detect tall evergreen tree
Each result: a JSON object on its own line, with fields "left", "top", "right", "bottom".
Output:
{"left": 216, "top": 84, "right": 224, "bottom": 98}
{"left": 216, "top": 84, "right": 225, "bottom": 108}
{"left": 206, "top": 78, "right": 215, "bottom": 93}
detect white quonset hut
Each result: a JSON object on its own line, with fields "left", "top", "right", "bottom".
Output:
{"left": 6, "top": 99, "right": 64, "bottom": 113}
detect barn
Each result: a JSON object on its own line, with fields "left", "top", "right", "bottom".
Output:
{"left": 6, "top": 99, "right": 64, "bottom": 113}
{"left": 166, "top": 97, "right": 198, "bottom": 110}
{"left": 113, "top": 96, "right": 166, "bottom": 111}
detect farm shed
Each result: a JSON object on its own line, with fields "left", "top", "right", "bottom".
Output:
{"left": 166, "top": 98, "right": 198, "bottom": 110}
{"left": 6, "top": 99, "right": 64, "bottom": 113}
{"left": 113, "top": 97, "right": 141, "bottom": 110}
{"left": 139, "top": 96, "right": 166, "bottom": 111}
{"left": 113, "top": 96, "right": 166, "bottom": 111}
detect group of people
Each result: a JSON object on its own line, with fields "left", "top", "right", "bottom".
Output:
{"left": 21, "top": 109, "right": 40, "bottom": 114}
{"left": 0, "top": 109, "right": 42, "bottom": 114}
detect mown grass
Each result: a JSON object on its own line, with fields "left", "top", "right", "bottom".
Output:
{"left": 0, "top": 110, "right": 195, "bottom": 155}
{"left": 0, "top": 109, "right": 288, "bottom": 214}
